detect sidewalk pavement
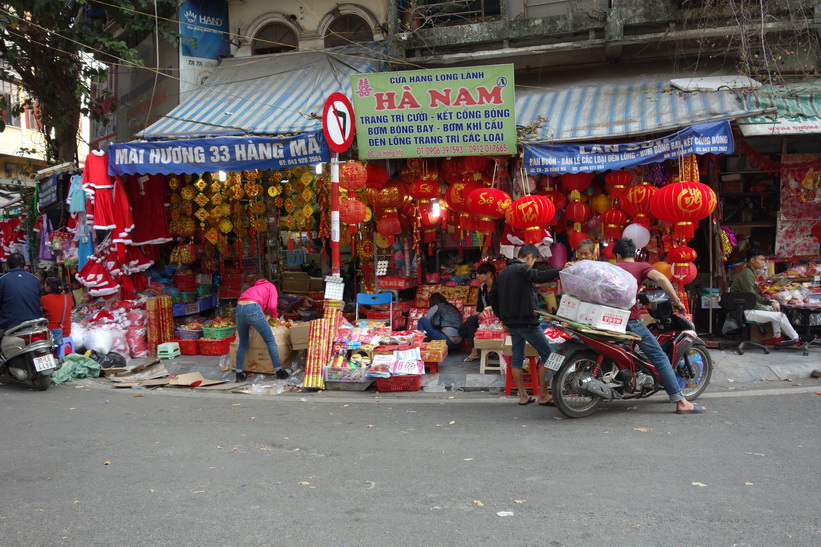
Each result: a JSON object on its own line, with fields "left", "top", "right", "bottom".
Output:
{"left": 151, "top": 342, "right": 821, "bottom": 393}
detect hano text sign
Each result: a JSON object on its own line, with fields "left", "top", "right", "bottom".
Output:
{"left": 351, "top": 65, "right": 516, "bottom": 159}
{"left": 524, "top": 120, "right": 734, "bottom": 174}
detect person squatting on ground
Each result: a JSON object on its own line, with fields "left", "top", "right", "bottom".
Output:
{"left": 489, "top": 244, "right": 559, "bottom": 406}
{"left": 417, "top": 292, "right": 464, "bottom": 352}
{"left": 612, "top": 238, "right": 705, "bottom": 414}
{"left": 729, "top": 248, "right": 812, "bottom": 346}
{"left": 234, "top": 279, "right": 288, "bottom": 382}
{"left": 460, "top": 262, "right": 497, "bottom": 362}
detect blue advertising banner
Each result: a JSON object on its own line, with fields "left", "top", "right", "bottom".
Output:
{"left": 108, "top": 132, "right": 330, "bottom": 176}
{"left": 524, "top": 120, "right": 734, "bottom": 174}
{"left": 179, "top": 0, "right": 230, "bottom": 59}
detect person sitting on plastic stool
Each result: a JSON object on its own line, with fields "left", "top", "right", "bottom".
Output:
{"left": 417, "top": 292, "right": 464, "bottom": 352}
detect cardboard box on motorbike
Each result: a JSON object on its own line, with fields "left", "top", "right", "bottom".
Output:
{"left": 576, "top": 302, "right": 630, "bottom": 333}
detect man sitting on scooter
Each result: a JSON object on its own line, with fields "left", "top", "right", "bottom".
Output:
{"left": 0, "top": 253, "right": 45, "bottom": 334}
{"left": 613, "top": 238, "right": 706, "bottom": 415}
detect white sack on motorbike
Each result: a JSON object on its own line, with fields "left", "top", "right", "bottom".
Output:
{"left": 559, "top": 261, "right": 638, "bottom": 310}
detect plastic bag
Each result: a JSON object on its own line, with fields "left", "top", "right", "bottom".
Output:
{"left": 87, "top": 350, "right": 128, "bottom": 369}
{"left": 722, "top": 317, "right": 740, "bottom": 336}
{"left": 126, "top": 327, "right": 149, "bottom": 357}
{"left": 85, "top": 328, "right": 114, "bottom": 354}
{"left": 110, "top": 329, "right": 129, "bottom": 356}
{"left": 51, "top": 353, "right": 102, "bottom": 385}
{"left": 125, "top": 309, "right": 147, "bottom": 328}
{"left": 559, "top": 261, "right": 638, "bottom": 309}
{"left": 71, "top": 323, "right": 87, "bottom": 352}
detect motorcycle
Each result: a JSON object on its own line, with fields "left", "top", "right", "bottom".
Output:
{"left": 0, "top": 318, "right": 58, "bottom": 391}
{"left": 543, "top": 291, "right": 712, "bottom": 418}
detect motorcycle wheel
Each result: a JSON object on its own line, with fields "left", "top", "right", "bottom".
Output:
{"left": 674, "top": 344, "right": 712, "bottom": 400}
{"left": 33, "top": 373, "right": 50, "bottom": 391}
{"left": 551, "top": 352, "right": 604, "bottom": 419}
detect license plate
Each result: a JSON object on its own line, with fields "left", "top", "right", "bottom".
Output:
{"left": 545, "top": 352, "right": 566, "bottom": 371}
{"left": 33, "top": 354, "right": 56, "bottom": 372}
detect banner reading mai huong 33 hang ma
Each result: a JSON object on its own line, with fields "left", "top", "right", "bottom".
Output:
{"left": 351, "top": 65, "right": 516, "bottom": 160}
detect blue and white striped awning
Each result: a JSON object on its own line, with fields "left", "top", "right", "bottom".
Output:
{"left": 515, "top": 80, "right": 768, "bottom": 143}
{"left": 139, "top": 42, "right": 390, "bottom": 139}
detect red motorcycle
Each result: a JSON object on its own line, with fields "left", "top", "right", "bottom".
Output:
{"left": 543, "top": 291, "right": 712, "bottom": 418}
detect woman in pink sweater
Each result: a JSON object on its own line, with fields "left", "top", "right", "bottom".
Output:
{"left": 234, "top": 280, "right": 286, "bottom": 382}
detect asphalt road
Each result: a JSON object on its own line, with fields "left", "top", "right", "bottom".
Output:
{"left": 1, "top": 379, "right": 820, "bottom": 547}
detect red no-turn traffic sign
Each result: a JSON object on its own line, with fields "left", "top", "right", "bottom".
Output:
{"left": 322, "top": 93, "right": 355, "bottom": 153}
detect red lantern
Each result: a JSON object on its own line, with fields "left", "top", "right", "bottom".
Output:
{"left": 677, "top": 262, "right": 698, "bottom": 286}
{"left": 467, "top": 187, "right": 512, "bottom": 231}
{"left": 812, "top": 222, "right": 821, "bottom": 243}
{"left": 668, "top": 245, "right": 698, "bottom": 281}
{"left": 446, "top": 180, "right": 484, "bottom": 232}
{"left": 463, "top": 156, "right": 489, "bottom": 173}
{"left": 340, "top": 162, "right": 367, "bottom": 193}
{"left": 409, "top": 180, "right": 440, "bottom": 204}
{"left": 650, "top": 182, "right": 717, "bottom": 241}
{"left": 602, "top": 240, "right": 615, "bottom": 260}
{"left": 506, "top": 195, "right": 555, "bottom": 244}
{"left": 604, "top": 170, "right": 632, "bottom": 200}
{"left": 600, "top": 208, "right": 629, "bottom": 239}
{"left": 339, "top": 198, "right": 368, "bottom": 234}
{"left": 376, "top": 216, "right": 402, "bottom": 245}
{"left": 561, "top": 172, "right": 593, "bottom": 200}
{"left": 366, "top": 163, "right": 389, "bottom": 189}
{"left": 538, "top": 190, "right": 568, "bottom": 224}
{"left": 565, "top": 201, "right": 592, "bottom": 231}
{"left": 621, "top": 183, "right": 658, "bottom": 229}
{"left": 568, "top": 230, "right": 590, "bottom": 250}
{"left": 370, "top": 180, "right": 407, "bottom": 213}
{"left": 441, "top": 157, "right": 467, "bottom": 179}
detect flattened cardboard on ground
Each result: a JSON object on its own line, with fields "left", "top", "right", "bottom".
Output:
{"left": 108, "top": 360, "right": 168, "bottom": 382}
{"left": 168, "top": 372, "right": 225, "bottom": 387}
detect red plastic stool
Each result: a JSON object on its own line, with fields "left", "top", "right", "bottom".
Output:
{"left": 425, "top": 361, "right": 439, "bottom": 374}
{"left": 504, "top": 355, "right": 540, "bottom": 397}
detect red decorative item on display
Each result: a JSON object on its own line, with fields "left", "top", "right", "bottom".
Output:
{"left": 538, "top": 190, "right": 568, "bottom": 223}
{"left": 506, "top": 195, "right": 555, "bottom": 244}
{"left": 377, "top": 215, "right": 402, "bottom": 244}
{"left": 339, "top": 161, "right": 367, "bottom": 192}
{"left": 440, "top": 157, "right": 467, "bottom": 179}
{"left": 339, "top": 198, "right": 368, "bottom": 233}
{"left": 600, "top": 208, "right": 629, "bottom": 239}
{"left": 561, "top": 172, "right": 593, "bottom": 199}
{"left": 621, "top": 183, "right": 657, "bottom": 228}
{"left": 409, "top": 180, "right": 440, "bottom": 203}
{"left": 811, "top": 222, "right": 821, "bottom": 243}
{"left": 565, "top": 201, "right": 592, "bottom": 231}
{"left": 446, "top": 180, "right": 484, "bottom": 232}
{"left": 365, "top": 163, "right": 390, "bottom": 189}
{"left": 568, "top": 230, "right": 590, "bottom": 249}
{"left": 467, "top": 187, "right": 512, "bottom": 231}
{"left": 463, "top": 156, "right": 489, "bottom": 173}
{"left": 602, "top": 240, "right": 616, "bottom": 259}
{"left": 650, "top": 182, "right": 717, "bottom": 241}
{"left": 667, "top": 245, "right": 698, "bottom": 281}
{"left": 604, "top": 170, "right": 632, "bottom": 200}
{"left": 370, "top": 180, "right": 407, "bottom": 212}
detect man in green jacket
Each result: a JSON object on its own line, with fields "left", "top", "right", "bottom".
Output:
{"left": 729, "top": 248, "right": 811, "bottom": 345}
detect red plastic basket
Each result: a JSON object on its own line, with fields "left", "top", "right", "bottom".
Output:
{"left": 174, "top": 272, "right": 196, "bottom": 292}
{"left": 197, "top": 336, "right": 235, "bottom": 355}
{"left": 375, "top": 375, "right": 422, "bottom": 392}
{"left": 173, "top": 338, "right": 198, "bottom": 355}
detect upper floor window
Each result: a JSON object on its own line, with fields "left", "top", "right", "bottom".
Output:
{"left": 0, "top": 81, "right": 20, "bottom": 128}
{"left": 252, "top": 23, "right": 298, "bottom": 55}
{"left": 324, "top": 14, "right": 373, "bottom": 48}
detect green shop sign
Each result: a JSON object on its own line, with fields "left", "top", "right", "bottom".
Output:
{"left": 351, "top": 64, "right": 516, "bottom": 159}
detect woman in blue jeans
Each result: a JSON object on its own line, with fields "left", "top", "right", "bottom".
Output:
{"left": 417, "top": 292, "right": 464, "bottom": 352}
{"left": 235, "top": 280, "right": 288, "bottom": 382}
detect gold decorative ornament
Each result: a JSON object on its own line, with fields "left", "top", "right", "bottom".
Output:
{"left": 194, "top": 177, "right": 207, "bottom": 191}
{"left": 219, "top": 219, "right": 233, "bottom": 233}
{"left": 168, "top": 176, "right": 180, "bottom": 191}
{"left": 194, "top": 193, "right": 209, "bottom": 207}
{"left": 181, "top": 186, "right": 197, "bottom": 200}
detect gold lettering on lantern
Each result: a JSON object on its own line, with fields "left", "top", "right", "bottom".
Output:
{"left": 517, "top": 200, "right": 541, "bottom": 223}
{"left": 676, "top": 188, "right": 702, "bottom": 214}
{"left": 477, "top": 192, "right": 495, "bottom": 206}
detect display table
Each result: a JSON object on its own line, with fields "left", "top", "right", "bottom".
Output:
{"left": 781, "top": 304, "right": 821, "bottom": 356}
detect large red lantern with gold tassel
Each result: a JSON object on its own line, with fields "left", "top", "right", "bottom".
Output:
{"left": 445, "top": 180, "right": 484, "bottom": 232}
{"left": 600, "top": 208, "right": 629, "bottom": 239}
{"left": 467, "top": 187, "right": 512, "bottom": 232}
{"left": 370, "top": 180, "right": 407, "bottom": 212}
{"left": 561, "top": 172, "right": 593, "bottom": 201}
{"left": 565, "top": 201, "right": 592, "bottom": 231}
{"left": 651, "top": 182, "right": 717, "bottom": 241}
{"left": 376, "top": 216, "right": 402, "bottom": 245}
{"left": 339, "top": 198, "right": 368, "bottom": 235}
{"left": 339, "top": 162, "right": 367, "bottom": 194}
{"left": 506, "top": 195, "right": 555, "bottom": 244}
{"left": 621, "top": 183, "right": 657, "bottom": 228}
{"left": 409, "top": 180, "right": 440, "bottom": 204}
{"left": 604, "top": 170, "right": 632, "bottom": 200}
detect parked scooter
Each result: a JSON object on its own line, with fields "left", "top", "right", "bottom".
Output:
{"left": 544, "top": 290, "right": 712, "bottom": 418}
{"left": 0, "top": 318, "right": 57, "bottom": 391}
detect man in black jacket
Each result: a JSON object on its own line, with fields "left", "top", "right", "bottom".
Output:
{"left": 489, "top": 244, "right": 560, "bottom": 405}
{"left": 0, "top": 253, "right": 44, "bottom": 333}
